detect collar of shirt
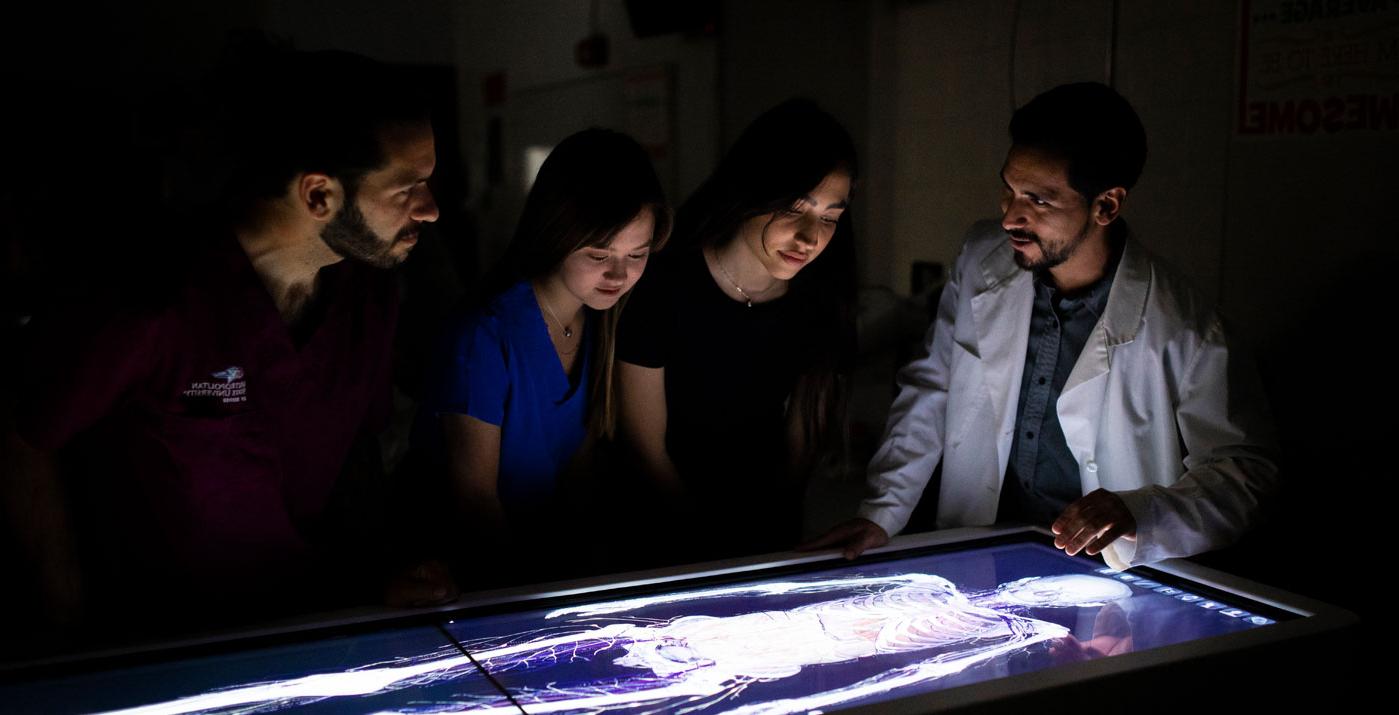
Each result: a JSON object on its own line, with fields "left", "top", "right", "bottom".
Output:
{"left": 1032, "top": 227, "right": 1126, "bottom": 321}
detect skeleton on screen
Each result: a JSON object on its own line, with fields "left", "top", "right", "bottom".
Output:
{"left": 105, "top": 572, "right": 1131, "bottom": 715}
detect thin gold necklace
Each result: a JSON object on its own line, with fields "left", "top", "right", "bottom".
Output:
{"left": 711, "top": 245, "right": 778, "bottom": 308}
{"left": 535, "top": 283, "right": 579, "bottom": 344}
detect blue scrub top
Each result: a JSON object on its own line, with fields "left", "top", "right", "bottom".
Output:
{"left": 431, "top": 281, "right": 591, "bottom": 512}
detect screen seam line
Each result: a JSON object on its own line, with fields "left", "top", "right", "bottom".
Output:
{"left": 436, "top": 622, "right": 528, "bottom": 714}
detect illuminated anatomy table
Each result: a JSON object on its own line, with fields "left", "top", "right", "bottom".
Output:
{"left": 0, "top": 527, "right": 1356, "bottom": 714}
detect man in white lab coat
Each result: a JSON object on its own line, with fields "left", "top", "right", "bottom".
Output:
{"left": 807, "top": 83, "right": 1276, "bottom": 569}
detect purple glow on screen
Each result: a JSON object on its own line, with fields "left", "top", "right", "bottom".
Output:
{"left": 7, "top": 542, "right": 1276, "bottom": 714}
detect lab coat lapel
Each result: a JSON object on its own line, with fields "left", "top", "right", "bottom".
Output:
{"left": 971, "top": 242, "right": 1033, "bottom": 475}
{"left": 1058, "top": 236, "right": 1152, "bottom": 491}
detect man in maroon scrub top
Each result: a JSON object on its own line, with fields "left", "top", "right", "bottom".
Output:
{"left": 4, "top": 50, "right": 440, "bottom": 640}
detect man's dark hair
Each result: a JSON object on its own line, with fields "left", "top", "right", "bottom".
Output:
{"left": 1009, "top": 82, "right": 1147, "bottom": 201}
{"left": 214, "top": 49, "right": 430, "bottom": 220}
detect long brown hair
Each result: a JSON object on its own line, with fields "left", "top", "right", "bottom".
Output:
{"left": 673, "top": 99, "right": 858, "bottom": 470}
{"left": 487, "top": 129, "right": 671, "bottom": 439}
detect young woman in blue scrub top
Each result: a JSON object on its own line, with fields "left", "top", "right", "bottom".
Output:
{"left": 616, "top": 99, "right": 858, "bottom": 562}
{"left": 430, "top": 129, "right": 670, "bottom": 578}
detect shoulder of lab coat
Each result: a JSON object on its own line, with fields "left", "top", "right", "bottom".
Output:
{"left": 859, "top": 220, "right": 1012, "bottom": 536}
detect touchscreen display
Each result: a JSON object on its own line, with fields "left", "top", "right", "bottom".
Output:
{"left": 3, "top": 540, "right": 1285, "bottom": 714}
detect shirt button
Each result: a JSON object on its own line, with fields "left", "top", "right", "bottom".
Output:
{"left": 1025, "top": 431, "right": 1035, "bottom": 439}
{"left": 1037, "top": 376, "right": 1047, "bottom": 385}
{"left": 1086, "top": 459, "right": 1098, "bottom": 473}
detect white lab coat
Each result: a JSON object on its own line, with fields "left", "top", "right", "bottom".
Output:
{"left": 858, "top": 222, "right": 1277, "bottom": 569}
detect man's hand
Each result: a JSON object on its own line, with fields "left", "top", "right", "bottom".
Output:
{"left": 1051, "top": 488, "right": 1136, "bottom": 556}
{"left": 1050, "top": 602, "right": 1134, "bottom": 661}
{"left": 1049, "top": 632, "right": 1134, "bottom": 662}
{"left": 797, "top": 518, "right": 890, "bottom": 560}
{"left": 384, "top": 559, "right": 458, "bottom": 608}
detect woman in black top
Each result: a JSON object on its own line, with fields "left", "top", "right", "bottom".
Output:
{"left": 616, "top": 99, "right": 858, "bottom": 562}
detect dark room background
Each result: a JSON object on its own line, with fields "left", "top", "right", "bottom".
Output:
{"left": 2, "top": 0, "right": 1392, "bottom": 637}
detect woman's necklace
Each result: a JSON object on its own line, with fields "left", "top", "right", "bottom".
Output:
{"left": 536, "top": 284, "right": 580, "bottom": 353}
{"left": 711, "top": 245, "right": 779, "bottom": 308}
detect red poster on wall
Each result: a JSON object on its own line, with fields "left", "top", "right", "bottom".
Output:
{"left": 1237, "top": 0, "right": 1399, "bottom": 135}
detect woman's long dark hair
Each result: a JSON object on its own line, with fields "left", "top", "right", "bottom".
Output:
{"left": 675, "top": 98, "right": 858, "bottom": 471}
{"left": 488, "top": 128, "right": 671, "bottom": 439}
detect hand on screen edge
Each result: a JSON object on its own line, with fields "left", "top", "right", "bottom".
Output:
{"left": 384, "top": 559, "right": 459, "bottom": 608}
{"left": 797, "top": 518, "right": 890, "bottom": 560}
{"left": 1051, "top": 489, "right": 1137, "bottom": 557}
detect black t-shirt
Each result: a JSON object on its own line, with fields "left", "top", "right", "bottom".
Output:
{"left": 618, "top": 247, "right": 828, "bottom": 508}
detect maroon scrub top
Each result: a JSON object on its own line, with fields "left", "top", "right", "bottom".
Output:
{"left": 17, "top": 236, "right": 397, "bottom": 607}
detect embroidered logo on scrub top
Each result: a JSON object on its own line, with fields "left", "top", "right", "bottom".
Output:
{"left": 182, "top": 366, "right": 248, "bottom": 403}
{"left": 212, "top": 366, "right": 244, "bottom": 382}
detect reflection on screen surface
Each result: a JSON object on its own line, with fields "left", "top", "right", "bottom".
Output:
{"left": 5, "top": 542, "right": 1281, "bottom": 714}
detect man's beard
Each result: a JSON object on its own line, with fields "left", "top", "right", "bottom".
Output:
{"left": 320, "top": 199, "right": 414, "bottom": 269}
{"left": 1009, "top": 220, "right": 1091, "bottom": 272}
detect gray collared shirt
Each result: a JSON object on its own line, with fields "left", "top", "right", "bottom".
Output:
{"left": 997, "top": 247, "right": 1121, "bottom": 527}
